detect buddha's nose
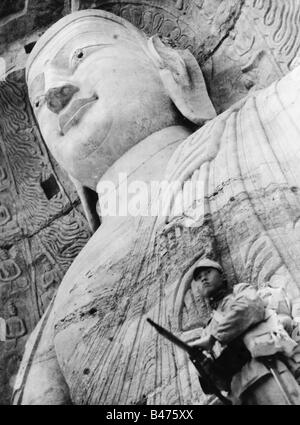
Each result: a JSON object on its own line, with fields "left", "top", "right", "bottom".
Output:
{"left": 45, "top": 84, "right": 79, "bottom": 114}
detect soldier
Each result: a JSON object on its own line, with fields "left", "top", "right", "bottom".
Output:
{"left": 14, "top": 8, "right": 300, "bottom": 404}
{"left": 190, "top": 258, "right": 300, "bottom": 405}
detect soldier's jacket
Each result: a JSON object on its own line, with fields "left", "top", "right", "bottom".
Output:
{"left": 207, "top": 283, "right": 265, "bottom": 345}
{"left": 202, "top": 283, "right": 300, "bottom": 401}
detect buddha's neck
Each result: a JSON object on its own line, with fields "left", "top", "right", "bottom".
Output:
{"left": 96, "top": 125, "right": 192, "bottom": 222}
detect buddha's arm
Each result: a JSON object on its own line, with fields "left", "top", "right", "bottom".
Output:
{"left": 12, "top": 302, "right": 71, "bottom": 405}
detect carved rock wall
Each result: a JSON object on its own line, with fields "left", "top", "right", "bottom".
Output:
{"left": 49, "top": 55, "right": 300, "bottom": 406}
{"left": 71, "top": 0, "right": 300, "bottom": 111}
{"left": 50, "top": 0, "right": 300, "bottom": 405}
{"left": 0, "top": 0, "right": 68, "bottom": 50}
{"left": 204, "top": 0, "right": 300, "bottom": 112}
{"left": 0, "top": 70, "right": 91, "bottom": 404}
{"left": 0, "top": 0, "right": 72, "bottom": 74}
{"left": 73, "top": 0, "right": 244, "bottom": 64}
{"left": 1, "top": 0, "right": 300, "bottom": 405}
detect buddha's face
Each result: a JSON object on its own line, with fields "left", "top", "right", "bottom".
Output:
{"left": 27, "top": 17, "right": 178, "bottom": 189}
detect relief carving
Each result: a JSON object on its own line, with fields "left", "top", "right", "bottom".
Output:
{"left": 5, "top": 301, "right": 26, "bottom": 340}
{"left": 33, "top": 253, "right": 60, "bottom": 310}
{"left": 73, "top": 0, "right": 243, "bottom": 62}
{"left": 205, "top": 0, "right": 300, "bottom": 112}
{"left": 0, "top": 166, "right": 9, "bottom": 192}
{"left": 0, "top": 204, "right": 11, "bottom": 226}
{"left": 0, "top": 248, "right": 21, "bottom": 283}
{"left": 1, "top": 0, "right": 300, "bottom": 407}
{"left": 0, "top": 42, "right": 91, "bottom": 406}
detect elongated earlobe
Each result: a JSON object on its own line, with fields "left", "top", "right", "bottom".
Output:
{"left": 147, "top": 36, "right": 216, "bottom": 125}
{"left": 70, "top": 176, "right": 101, "bottom": 233}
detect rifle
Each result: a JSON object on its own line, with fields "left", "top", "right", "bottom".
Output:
{"left": 260, "top": 357, "right": 294, "bottom": 405}
{"left": 147, "top": 318, "right": 232, "bottom": 405}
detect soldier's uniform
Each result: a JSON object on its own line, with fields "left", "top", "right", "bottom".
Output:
{"left": 193, "top": 259, "right": 300, "bottom": 405}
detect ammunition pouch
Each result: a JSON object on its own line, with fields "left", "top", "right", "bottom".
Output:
{"left": 243, "top": 310, "right": 297, "bottom": 358}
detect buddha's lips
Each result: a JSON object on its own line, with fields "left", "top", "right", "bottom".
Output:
{"left": 59, "top": 94, "right": 98, "bottom": 135}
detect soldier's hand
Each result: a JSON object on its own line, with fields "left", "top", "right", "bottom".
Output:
{"left": 190, "top": 334, "right": 216, "bottom": 351}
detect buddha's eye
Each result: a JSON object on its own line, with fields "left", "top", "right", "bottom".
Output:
{"left": 70, "top": 49, "right": 86, "bottom": 70}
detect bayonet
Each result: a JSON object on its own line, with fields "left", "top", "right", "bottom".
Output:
{"left": 147, "top": 318, "right": 232, "bottom": 405}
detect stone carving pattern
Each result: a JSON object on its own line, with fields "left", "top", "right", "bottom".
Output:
{"left": 74, "top": 0, "right": 244, "bottom": 63}
{"left": 232, "top": 0, "right": 300, "bottom": 76}
{"left": 72, "top": 71, "right": 300, "bottom": 405}
{"left": 0, "top": 70, "right": 91, "bottom": 404}
{"left": 206, "top": 0, "right": 300, "bottom": 112}
{"left": 3, "top": 0, "right": 300, "bottom": 406}
{"left": 5, "top": 302, "right": 27, "bottom": 340}
{"left": 249, "top": 0, "right": 300, "bottom": 72}
{"left": 0, "top": 1, "right": 26, "bottom": 20}
{"left": 32, "top": 3, "right": 300, "bottom": 404}
{"left": 0, "top": 1, "right": 67, "bottom": 52}
{"left": 166, "top": 76, "right": 300, "bottom": 341}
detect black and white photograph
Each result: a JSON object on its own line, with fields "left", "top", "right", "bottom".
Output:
{"left": 0, "top": 0, "right": 300, "bottom": 410}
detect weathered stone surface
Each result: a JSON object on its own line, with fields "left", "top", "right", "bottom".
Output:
{"left": 203, "top": 0, "right": 300, "bottom": 112}
{"left": 0, "top": 1, "right": 26, "bottom": 20}
{"left": 0, "top": 0, "right": 73, "bottom": 76}
{"left": 0, "top": 70, "right": 91, "bottom": 405}
{"left": 70, "top": 0, "right": 300, "bottom": 113}
{"left": 0, "top": 0, "right": 67, "bottom": 50}
{"left": 0, "top": 0, "right": 298, "bottom": 406}
{"left": 72, "top": 0, "right": 244, "bottom": 64}
{"left": 12, "top": 6, "right": 300, "bottom": 405}
{"left": 15, "top": 64, "right": 300, "bottom": 405}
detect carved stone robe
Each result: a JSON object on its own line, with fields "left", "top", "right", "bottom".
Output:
{"left": 14, "top": 65, "right": 300, "bottom": 405}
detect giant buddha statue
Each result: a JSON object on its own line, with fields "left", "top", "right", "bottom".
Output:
{"left": 12, "top": 9, "right": 300, "bottom": 405}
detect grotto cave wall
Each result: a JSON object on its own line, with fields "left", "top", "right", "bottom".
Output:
{"left": 1, "top": 0, "right": 300, "bottom": 404}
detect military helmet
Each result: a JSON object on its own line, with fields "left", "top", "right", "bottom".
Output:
{"left": 192, "top": 258, "right": 223, "bottom": 280}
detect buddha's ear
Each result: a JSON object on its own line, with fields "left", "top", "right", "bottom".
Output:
{"left": 147, "top": 35, "right": 216, "bottom": 125}
{"left": 70, "top": 176, "right": 101, "bottom": 233}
